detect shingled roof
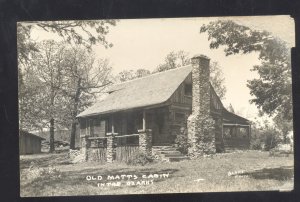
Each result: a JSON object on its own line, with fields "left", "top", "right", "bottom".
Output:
{"left": 222, "top": 109, "right": 250, "bottom": 125}
{"left": 77, "top": 65, "right": 193, "bottom": 117}
{"left": 77, "top": 65, "right": 251, "bottom": 125}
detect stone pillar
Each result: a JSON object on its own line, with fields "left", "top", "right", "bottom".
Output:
{"left": 187, "top": 54, "right": 216, "bottom": 158}
{"left": 106, "top": 133, "right": 117, "bottom": 163}
{"left": 80, "top": 135, "right": 89, "bottom": 161}
{"left": 138, "top": 129, "right": 152, "bottom": 156}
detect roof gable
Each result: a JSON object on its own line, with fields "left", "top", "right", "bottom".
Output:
{"left": 77, "top": 65, "right": 192, "bottom": 117}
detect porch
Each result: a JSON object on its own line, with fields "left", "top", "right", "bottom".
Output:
{"left": 223, "top": 124, "right": 251, "bottom": 151}
{"left": 79, "top": 106, "right": 175, "bottom": 147}
{"left": 78, "top": 106, "right": 176, "bottom": 162}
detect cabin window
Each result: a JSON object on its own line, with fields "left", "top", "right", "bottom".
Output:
{"left": 90, "top": 118, "right": 107, "bottom": 137}
{"left": 184, "top": 84, "right": 192, "bottom": 96}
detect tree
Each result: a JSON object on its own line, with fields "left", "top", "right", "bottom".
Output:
{"left": 210, "top": 61, "right": 227, "bottom": 99}
{"left": 154, "top": 50, "right": 227, "bottom": 100}
{"left": 153, "top": 51, "right": 190, "bottom": 73}
{"left": 200, "top": 20, "right": 292, "bottom": 121}
{"left": 135, "top": 68, "right": 151, "bottom": 78}
{"left": 18, "top": 20, "right": 117, "bottom": 150}
{"left": 228, "top": 104, "right": 235, "bottom": 113}
{"left": 116, "top": 70, "right": 135, "bottom": 82}
{"left": 273, "top": 114, "right": 293, "bottom": 143}
{"left": 116, "top": 68, "right": 150, "bottom": 82}
{"left": 19, "top": 41, "right": 113, "bottom": 150}
{"left": 19, "top": 64, "right": 46, "bottom": 130}
{"left": 26, "top": 40, "right": 68, "bottom": 152}
{"left": 61, "top": 46, "right": 112, "bottom": 149}
{"left": 17, "top": 20, "right": 117, "bottom": 64}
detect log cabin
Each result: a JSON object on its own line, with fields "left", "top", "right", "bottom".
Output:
{"left": 77, "top": 54, "right": 251, "bottom": 161}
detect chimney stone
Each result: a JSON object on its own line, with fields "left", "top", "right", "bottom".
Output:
{"left": 187, "top": 54, "right": 216, "bottom": 157}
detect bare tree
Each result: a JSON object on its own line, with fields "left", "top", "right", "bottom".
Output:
{"left": 62, "top": 46, "right": 112, "bottom": 149}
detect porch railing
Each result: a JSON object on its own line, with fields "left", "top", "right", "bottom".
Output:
{"left": 85, "top": 136, "right": 108, "bottom": 162}
{"left": 115, "top": 134, "right": 139, "bottom": 146}
{"left": 115, "top": 134, "right": 139, "bottom": 162}
{"left": 87, "top": 136, "right": 107, "bottom": 148}
{"left": 81, "top": 130, "right": 152, "bottom": 163}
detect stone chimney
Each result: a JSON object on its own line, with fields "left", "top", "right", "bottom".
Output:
{"left": 187, "top": 54, "right": 216, "bottom": 157}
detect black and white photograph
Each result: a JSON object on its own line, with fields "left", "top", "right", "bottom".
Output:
{"left": 18, "top": 16, "right": 295, "bottom": 197}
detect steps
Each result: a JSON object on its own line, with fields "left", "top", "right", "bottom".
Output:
{"left": 152, "top": 145, "right": 190, "bottom": 162}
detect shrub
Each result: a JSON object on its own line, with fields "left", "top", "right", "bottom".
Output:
{"left": 264, "top": 132, "right": 281, "bottom": 151}
{"left": 126, "top": 152, "right": 153, "bottom": 166}
{"left": 174, "top": 127, "right": 190, "bottom": 154}
{"left": 21, "top": 162, "right": 62, "bottom": 182}
{"left": 250, "top": 139, "right": 263, "bottom": 150}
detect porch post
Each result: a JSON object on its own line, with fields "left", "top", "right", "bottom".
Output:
{"left": 142, "top": 110, "right": 146, "bottom": 130}
{"left": 111, "top": 115, "right": 115, "bottom": 133}
{"left": 236, "top": 126, "right": 240, "bottom": 138}
{"left": 139, "top": 110, "right": 152, "bottom": 156}
{"left": 249, "top": 125, "right": 251, "bottom": 139}
{"left": 247, "top": 125, "right": 251, "bottom": 149}
{"left": 229, "top": 127, "right": 233, "bottom": 138}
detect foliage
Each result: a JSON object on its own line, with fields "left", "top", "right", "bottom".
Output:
{"left": 126, "top": 152, "right": 154, "bottom": 166}
{"left": 116, "top": 68, "right": 150, "bottom": 82}
{"left": 250, "top": 139, "right": 263, "bottom": 150}
{"left": 154, "top": 51, "right": 190, "bottom": 72}
{"left": 19, "top": 40, "right": 113, "bottom": 150}
{"left": 17, "top": 20, "right": 117, "bottom": 63}
{"left": 250, "top": 120, "right": 282, "bottom": 151}
{"left": 263, "top": 130, "right": 281, "bottom": 151}
{"left": 273, "top": 114, "right": 293, "bottom": 144}
{"left": 60, "top": 45, "right": 112, "bottom": 149}
{"left": 114, "top": 50, "right": 226, "bottom": 99}
{"left": 200, "top": 20, "right": 292, "bottom": 121}
{"left": 155, "top": 50, "right": 227, "bottom": 99}
{"left": 174, "top": 127, "right": 190, "bottom": 154}
{"left": 210, "top": 61, "right": 227, "bottom": 99}
{"left": 21, "top": 162, "right": 62, "bottom": 183}
{"left": 19, "top": 41, "right": 68, "bottom": 135}
{"left": 227, "top": 104, "right": 235, "bottom": 113}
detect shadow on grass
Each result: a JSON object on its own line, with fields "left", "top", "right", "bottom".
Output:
{"left": 239, "top": 166, "right": 293, "bottom": 181}
{"left": 20, "top": 152, "right": 72, "bottom": 169}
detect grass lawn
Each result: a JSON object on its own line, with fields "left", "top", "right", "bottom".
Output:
{"left": 20, "top": 150, "right": 294, "bottom": 197}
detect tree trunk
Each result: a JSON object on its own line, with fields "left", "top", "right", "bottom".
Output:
{"left": 70, "top": 121, "right": 77, "bottom": 149}
{"left": 283, "top": 133, "right": 287, "bottom": 144}
{"left": 69, "top": 78, "right": 81, "bottom": 149}
{"left": 49, "top": 118, "right": 55, "bottom": 152}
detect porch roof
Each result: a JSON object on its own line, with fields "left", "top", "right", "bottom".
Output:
{"left": 77, "top": 65, "right": 193, "bottom": 117}
{"left": 222, "top": 109, "right": 251, "bottom": 125}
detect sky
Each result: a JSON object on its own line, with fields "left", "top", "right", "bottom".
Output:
{"left": 28, "top": 15, "right": 295, "bottom": 122}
